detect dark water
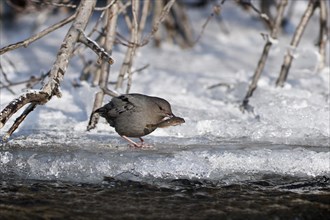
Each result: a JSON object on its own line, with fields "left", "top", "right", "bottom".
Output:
{"left": 1, "top": 136, "right": 329, "bottom": 219}
{"left": 1, "top": 175, "right": 329, "bottom": 220}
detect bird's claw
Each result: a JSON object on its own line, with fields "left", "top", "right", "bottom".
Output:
{"left": 122, "top": 135, "right": 153, "bottom": 148}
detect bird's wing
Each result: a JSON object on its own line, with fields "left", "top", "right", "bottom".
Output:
{"left": 108, "top": 94, "right": 136, "bottom": 117}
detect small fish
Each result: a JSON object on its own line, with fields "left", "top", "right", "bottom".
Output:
{"left": 146, "top": 116, "right": 185, "bottom": 129}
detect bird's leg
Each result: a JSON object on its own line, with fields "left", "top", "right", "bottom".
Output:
{"left": 121, "top": 135, "right": 144, "bottom": 148}
{"left": 138, "top": 137, "right": 153, "bottom": 148}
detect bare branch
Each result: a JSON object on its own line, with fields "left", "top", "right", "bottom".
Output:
{"left": 2, "top": 103, "right": 37, "bottom": 141}
{"left": 0, "top": 56, "right": 17, "bottom": 94}
{"left": 317, "top": 0, "right": 328, "bottom": 70}
{"left": 242, "top": 0, "right": 273, "bottom": 29}
{"left": 276, "top": 0, "right": 318, "bottom": 87}
{"left": 139, "top": 0, "right": 150, "bottom": 33}
{"left": 0, "top": 0, "right": 96, "bottom": 138}
{"left": 240, "top": 0, "right": 288, "bottom": 112}
{"left": 194, "top": 3, "right": 222, "bottom": 45}
{"left": 108, "top": 64, "right": 150, "bottom": 85}
{"left": 118, "top": 0, "right": 133, "bottom": 30}
{"left": 116, "top": 0, "right": 141, "bottom": 90}
{"left": 152, "top": 0, "right": 163, "bottom": 47}
{"left": 141, "top": 0, "right": 176, "bottom": 46}
{"left": 0, "top": 64, "right": 13, "bottom": 85}
{"left": 170, "top": 1, "right": 195, "bottom": 48}
{"left": 116, "top": 0, "right": 175, "bottom": 90}
{"left": 31, "top": 0, "right": 117, "bottom": 11}
{"left": 0, "top": 71, "right": 50, "bottom": 90}
{"left": 131, "top": 64, "right": 150, "bottom": 75}
{"left": 0, "top": 91, "right": 49, "bottom": 129}
{"left": 126, "top": 0, "right": 141, "bottom": 93}
{"left": 78, "top": 29, "right": 114, "bottom": 64}
{"left": 31, "top": 0, "right": 77, "bottom": 9}
{"left": 94, "top": 0, "right": 117, "bottom": 11}
{"left": 207, "top": 82, "right": 231, "bottom": 90}
{"left": 88, "top": 0, "right": 119, "bottom": 131}
{"left": 0, "top": 12, "right": 76, "bottom": 55}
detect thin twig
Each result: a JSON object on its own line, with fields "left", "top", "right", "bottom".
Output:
{"left": 88, "top": 0, "right": 119, "bottom": 131}
{"left": 194, "top": 3, "right": 222, "bottom": 45}
{"left": 3, "top": 103, "right": 37, "bottom": 141}
{"left": 0, "top": 91, "right": 49, "bottom": 129}
{"left": 78, "top": 29, "right": 114, "bottom": 64}
{"left": 276, "top": 0, "right": 318, "bottom": 87}
{"left": 31, "top": 0, "right": 116, "bottom": 11}
{"left": 116, "top": 0, "right": 175, "bottom": 90}
{"left": 115, "top": 32, "right": 136, "bottom": 47}
{"left": 72, "top": 9, "right": 107, "bottom": 57}
{"left": 207, "top": 82, "right": 231, "bottom": 90}
{"left": 126, "top": 0, "right": 140, "bottom": 93}
{"left": 94, "top": 0, "right": 117, "bottom": 11}
{"left": 317, "top": 0, "right": 328, "bottom": 70}
{"left": 170, "top": 1, "right": 195, "bottom": 48}
{"left": 0, "top": 12, "right": 76, "bottom": 55}
{"left": 108, "top": 64, "right": 150, "bottom": 85}
{"left": 0, "top": 65, "right": 13, "bottom": 85}
{"left": 31, "top": 0, "right": 77, "bottom": 9}
{"left": 0, "top": 81, "right": 15, "bottom": 95}
{"left": 141, "top": 0, "right": 176, "bottom": 46}
{"left": 139, "top": 0, "right": 150, "bottom": 34}
{"left": 152, "top": 0, "right": 163, "bottom": 47}
{"left": 244, "top": 0, "right": 273, "bottom": 29}
{"left": 0, "top": 56, "right": 18, "bottom": 94}
{"left": 0, "top": 71, "right": 49, "bottom": 90}
{"left": 240, "top": 0, "right": 288, "bottom": 112}
{"left": 118, "top": 0, "right": 132, "bottom": 30}
{"left": 0, "top": 0, "right": 96, "bottom": 138}
{"left": 116, "top": 0, "right": 141, "bottom": 90}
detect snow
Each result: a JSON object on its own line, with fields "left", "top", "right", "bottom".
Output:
{"left": 0, "top": 1, "right": 329, "bottom": 183}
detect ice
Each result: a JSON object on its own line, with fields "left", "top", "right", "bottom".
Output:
{"left": 0, "top": 141, "right": 329, "bottom": 183}
{"left": 0, "top": 2, "right": 329, "bottom": 184}
{"left": 0, "top": 151, "right": 13, "bottom": 164}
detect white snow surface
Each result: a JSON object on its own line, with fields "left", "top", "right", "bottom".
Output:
{"left": 0, "top": 2, "right": 329, "bottom": 183}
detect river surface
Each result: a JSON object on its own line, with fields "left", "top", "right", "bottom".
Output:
{"left": 1, "top": 136, "right": 329, "bottom": 219}
{"left": 1, "top": 1, "right": 329, "bottom": 219}
{"left": 1, "top": 175, "right": 329, "bottom": 219}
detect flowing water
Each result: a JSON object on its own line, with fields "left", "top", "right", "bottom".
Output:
{"left": 1, "top": 134, "right": 329, "bottom": 219}
{"left": 1, "top": 174, "right": 329, "bottom": 219}
{"left": 1, "top": 2, "right": 329, "bottom": 219}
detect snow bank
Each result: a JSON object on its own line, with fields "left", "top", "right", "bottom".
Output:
{"left": 0, "top": 2, "right": 329, "bottom": 183}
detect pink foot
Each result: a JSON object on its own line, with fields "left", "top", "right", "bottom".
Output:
{"left": 121, "top": 136, "right": 153, "bottom": 148}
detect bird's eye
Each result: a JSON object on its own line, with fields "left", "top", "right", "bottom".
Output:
{"left": 158, "top": 105, "right": 163, "bottom": 111}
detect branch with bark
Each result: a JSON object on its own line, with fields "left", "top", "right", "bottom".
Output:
{"left": 0, "top": 0, "right": 97, "bottom": 140}
{"left": 2, "top": 0, "right": 325, "bottom": 140}
{"left": 0, "top": 13, "right": 77, "bottom": 55}
{"left": 276, "top": 0, "right": 323, "bottom": 87}
{"left": 237, "top": 0, "right": 274, "bottom": 30}
{"left": 317, "top": 0, "right": 328, "bottom": 70}
{"left": 87, "top": 0, "right": 120, "bottom": 131}
{"left": 0, "top": 0, "right": 180, "bottom": 140}
{"left": 240, "top": 0, "right": 288, "bottom": 112}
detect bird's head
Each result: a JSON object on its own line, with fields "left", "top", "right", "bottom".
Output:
{"left": 154, "top": 98, "right": 174, "bottom": 119}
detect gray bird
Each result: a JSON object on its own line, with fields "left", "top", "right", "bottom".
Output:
{"left": 95, "top": 93, "right": 185, "bottom": 147}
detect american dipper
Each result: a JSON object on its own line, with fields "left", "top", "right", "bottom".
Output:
{"left": 95, "top": 93, "right": 185, "bottom": 147}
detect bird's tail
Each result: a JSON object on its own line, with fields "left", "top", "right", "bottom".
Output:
{"left": 94, "top": 107, "right": 106, "bottom": 116}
